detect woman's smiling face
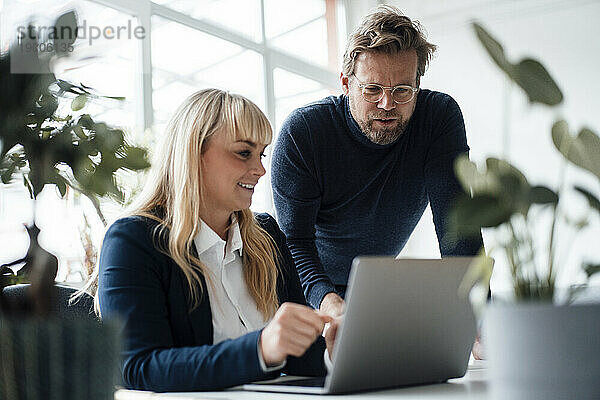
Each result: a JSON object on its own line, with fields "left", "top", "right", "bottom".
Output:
{"left": 200, "top": 127, "right": 267, "bottom": 221}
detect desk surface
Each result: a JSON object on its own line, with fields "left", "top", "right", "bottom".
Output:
{"left": 114, "top": 362, "right": 488, "bottom": 400}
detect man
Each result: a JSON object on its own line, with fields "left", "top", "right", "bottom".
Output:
{"left": 271, "top": 5, "right": 483, "bottom": 318}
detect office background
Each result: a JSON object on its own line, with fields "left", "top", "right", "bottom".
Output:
{"left": 1, "top": 0, "right": 599, "bottom": 294}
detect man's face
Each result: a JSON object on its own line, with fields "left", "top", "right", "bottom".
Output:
{"left": 342, "top": 50, "right": 419, "bottom": 145}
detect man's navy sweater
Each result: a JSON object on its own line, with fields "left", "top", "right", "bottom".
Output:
{"left": 271, "top": 90, "right": 483, "bottom": 308}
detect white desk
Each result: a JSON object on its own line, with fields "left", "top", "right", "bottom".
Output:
{"left": 114, "top": 362, "right": 488, "bottom": 400}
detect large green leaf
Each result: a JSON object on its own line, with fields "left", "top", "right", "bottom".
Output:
{"left": 583, "top": 263, "right": 600, "bottom": 278}
{"left": 513, "top": 59, "right": 563, "bottom": 106}
{"left": 48, "top": 170, "right": 67, "bottom": 197}
{"left": 454, "top": 154, "right": 478, "bottom": 193}
{"left": 56, "top": 79, "right": 86, "bottom": 95}
{"left": 576, "top": 128, "right": 600, "bottom": 179}
{"left": 1, "top": 159, "right": 18, "bottom": 184}
{"left": 453, "top": 154, "right": 501, "bottom": 195}
{"left": 486, "top": 157, "right": 528, "bottom": 187}
{"left": 485, "top": 157, "right": 532, "bottom": 215}
{"left": 551, "top": 120, "right": 570, "bottom": 151}
{"left": 473, "top": 23, "right": 513, "bottom": 76}
{"left": 71, "top": 94, "right": 87, "bottom": 111}
{"left": 38, "top": 92, "right": 59, "bottom": 119}
{"left": 120, "top": 147, "right": 151, "bottom": 170}
{"left": 552, "top": 121, "right": 600, "bottom": 180}
{"left": 452, "top": 155, "right": 538, "bottom": 233}
{"left": 1, "top": 152, "right": 26, "bottom": 184}
{"left": 529, "top": 185, "right": 558, "bottom": 205}
{"left": 453, "top": 193, "right": 513, "bottom": 229}
{"left": 472, "top": 23, "right": 563, "bottom": 106}
{"left": 574, "top": 186, "right": 600, "bottom": 214}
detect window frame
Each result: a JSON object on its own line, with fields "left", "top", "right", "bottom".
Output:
{"left": 91, "top": 0, "right": 340, "bottom": 131}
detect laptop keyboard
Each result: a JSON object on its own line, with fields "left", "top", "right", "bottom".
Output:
{"left": 270, "top": 377, "right": 326, "bottom": 387}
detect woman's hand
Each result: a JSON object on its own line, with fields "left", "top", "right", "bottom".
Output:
{"left": 260, "top": 302, "right": 332, "bottom": 366}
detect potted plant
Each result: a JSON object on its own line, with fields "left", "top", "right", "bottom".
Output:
{"left": 450, "top": 23, "right": 600, "bottom": 400}
{"left": 0, "top": 10, "right": 150, "bottom": 399}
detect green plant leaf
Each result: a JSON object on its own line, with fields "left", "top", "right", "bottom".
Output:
{"left": 551, "top": 120, "right": 570, "bottom": 151}
{"left": 485, "top": 157, "right": 532, "bottom": 214}
{"left": 49, "top": 170, "right": 67, "bottom": 197}
{"left": 576, "top": 128, "right": 600, "bottom": 179}
{"left": 73, "top": 125, "right": 86, "bottom": 140}
{"left": 78, "top": 114, "right": 94, "bottom": 129}
{"left": 1, "top": 162, "right": 16, "bottom": 184}
{"left": 472, "top": 22, "right": 563, "bottom": 106}
{"left": 453, "top": 193, "right": 513, "bottom": 229}
{"left": 0, "top": 152, "right": 26, "bottom": 184}
{"left": 71, "top": 94, "right": 87, "bottom": 111}
{"left": 529, "top": 185, "right": 558, "bottom": 205}
{"left": 513, "top": 58, "right": 563, "bottom": 106}
{"left": 583, "top": 263, "right": 600, "bottom": 278}
{"left": 38, "top": 92, "right": 59, "bottom": 117}
{"left": 51, "top": 115, "right": 72, "bottom": 122}
{"left": 453, "top": 154, "right": 502, "bottom": 195}
{"left": 486, "top": 157, "right": 528, "bottom": 187}
{"left": 574, "top": 186, "right": 600, "bottom": 213}
{"left": 56, "top": 79, "right": 84, "bottom": 95}
{"left": 552, "top": 121, "right": 600, "bottom": 180}
{"left": 120, "top": 147, "right": 151, "bottom": 171}
{"left": 454, "top": 154, "right": 478, "bottom": 192}
{"left": 458, "top": 250, "right": 494, "bottom": 300}
{"left": 103, "top": 96, "right": 126, "bottom": 101}
{"left": 472, "top": 23, "right": 514, "bottom": 76}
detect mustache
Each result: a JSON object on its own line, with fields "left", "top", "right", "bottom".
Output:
{"left": 368, "top": 112, "right": 400, "bottom": 119}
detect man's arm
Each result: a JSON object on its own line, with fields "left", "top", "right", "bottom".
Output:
{"left": 424, "top": 96, "right": 484, "bottom": 256}
{"left": 271, "top": 111, "right": 340, "bottom": 310}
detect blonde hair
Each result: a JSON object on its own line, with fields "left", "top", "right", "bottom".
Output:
{"left": 342, "top": 5, "right": 437, "bottom": 85}
{"left": 82, "top": 89, "right": 280, "bottom": 319}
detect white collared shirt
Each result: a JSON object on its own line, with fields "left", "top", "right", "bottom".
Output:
{"left": 194, "top": 218, "right": 268, "bottom": 344}
{"left": 193, "top": 218, "right": 284, "bottom": 371}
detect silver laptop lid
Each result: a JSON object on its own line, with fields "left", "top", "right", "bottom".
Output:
{"left": 326, "top": 257, "right": 477, "bottom": 394}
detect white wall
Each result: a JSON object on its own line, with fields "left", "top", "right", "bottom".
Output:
{"left": 384, "top": 0, "right": 600, "bottom": 292}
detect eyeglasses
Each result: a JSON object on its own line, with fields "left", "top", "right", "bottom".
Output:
{"left": 353, "top": 76, "right": 419, "bottom": 105}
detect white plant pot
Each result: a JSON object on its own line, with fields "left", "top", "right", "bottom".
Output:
{"left": 485, "top": 303, "right": 600, "bottom": 400}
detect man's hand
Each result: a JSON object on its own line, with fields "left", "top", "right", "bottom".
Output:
{"left": 260, "top": 302, "right": 332, "bottom": 366}
{"left": 472, "top": 333, "right": 485, "bottom": 360}
{"left": 322, "top": 315, "right": 343, "bottom": 358}
{"left": 320, "top": 292, "right": 345, "bottom": 318}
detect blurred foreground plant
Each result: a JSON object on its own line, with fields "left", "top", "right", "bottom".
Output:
{"left": 0, "top": 11, "right": 150, "bottom": 313}
{"left": 452, "top": 23, "right": 600, "bottom": 303}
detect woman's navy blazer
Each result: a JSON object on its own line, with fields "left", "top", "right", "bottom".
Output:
{"left": 98, "top": 213, "right": 326, "bottom": 392}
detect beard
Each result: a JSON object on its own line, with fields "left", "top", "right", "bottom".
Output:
{"left": 349, "top": 96, "right": 413, "bottom": 145}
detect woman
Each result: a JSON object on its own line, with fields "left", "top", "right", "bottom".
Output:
{"left": 94, "top": 89, "right": 333, "bottom": 392}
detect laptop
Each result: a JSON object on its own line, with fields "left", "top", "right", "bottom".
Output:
{"left": 243, "top": 257, "right": 477, "bottom": 395}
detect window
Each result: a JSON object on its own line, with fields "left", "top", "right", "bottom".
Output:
{"left": 0, "top": 0, "right": 345, "bottom": 280}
